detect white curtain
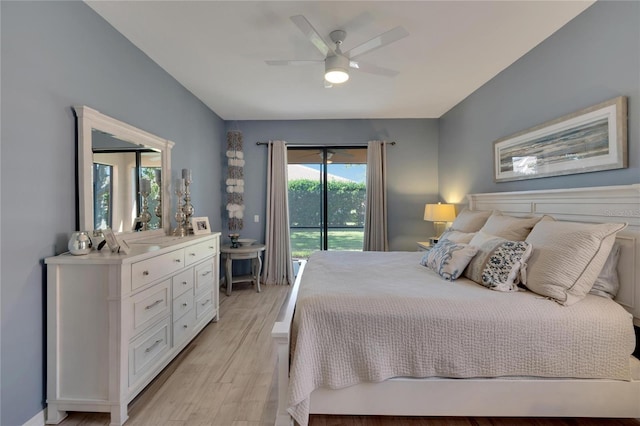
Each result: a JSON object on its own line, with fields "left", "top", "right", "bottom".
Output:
{"left": 363, "top": 140, "right": 389, "bottom": 251}
{"left": 262, "top": 140, "right": 294, "bottom": 285}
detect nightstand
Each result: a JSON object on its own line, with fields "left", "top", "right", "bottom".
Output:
{"left": 417, "top": 241, "right": 432, "bottom": 251}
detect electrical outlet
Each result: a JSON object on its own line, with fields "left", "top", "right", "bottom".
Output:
{"left": 254, "top": 215, "right": 259, "bottom": 223}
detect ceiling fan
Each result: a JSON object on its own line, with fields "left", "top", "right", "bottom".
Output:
{"left": 266, "top": 15, "right": 409, "bottom": 87}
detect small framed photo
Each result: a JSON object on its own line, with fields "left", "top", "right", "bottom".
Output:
{"left": 191, "top": 217, "right": 211, "bottom": 235}
{"left": 103, "top": 228, "right": 120, "bottom": 252}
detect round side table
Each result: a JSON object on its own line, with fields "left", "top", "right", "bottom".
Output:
{"left": 220, "top": 243, "right": 266, "bottom": 296}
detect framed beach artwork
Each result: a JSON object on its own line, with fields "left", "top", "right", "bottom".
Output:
{"left": 494, "top": 96, "right": 627, "bottom": 182}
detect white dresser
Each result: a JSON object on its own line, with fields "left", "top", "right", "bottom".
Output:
{"left": 45, "top": 233, "right": 220, "bottom": 426}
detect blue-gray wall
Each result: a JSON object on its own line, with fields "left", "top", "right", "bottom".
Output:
{"left": 223, "top": 119, "right": 439, "bottom": 251}
{"left": 439, "top": 1, "right": 640, "bottom": 202}
{"left": 0, "top": 2, "right": 223, "bottom": 424}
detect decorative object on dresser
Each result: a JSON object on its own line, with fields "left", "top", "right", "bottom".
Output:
{"left": 191, "top": 216, "right": 211, "bottom": 235}
{"left": 423, "top": 202, "right": 456, "bottom": 243}
{"left": 173, "top": 178, "right": 187, "bottom": 237}
{"left": 494, "top": 96, "right": 627, "bottom": 182}
{"left": 138, "top": 178, "right": 152, "bottom": 231}
{"left": 67, "top": 231, "right": 93, "bottom": 255}
{"left": 182, "top": 168, "right": 195, "bottom": 234}
{"left": 154, "top": 169, "right": 162, "bottom": 223}
{"left": 45, "top": 233, "right": 221, "bottom": 426}
{"left": 226, "top": 130, "right": 245, "bottom": 235}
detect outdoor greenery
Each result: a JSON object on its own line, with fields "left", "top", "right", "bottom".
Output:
{"left": 290, "top": 228, "right": 364, "bottom": 259}
{"left": 288, "top": 179, "right": 366, "bottom": 227}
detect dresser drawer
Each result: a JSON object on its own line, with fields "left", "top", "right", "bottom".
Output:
{"left": 185, "top": 239, "right": 217, "bottom": 266}
{"left": 131, "top": 249, "right": 185, "bottom": 291}
{"left": 194, "top": 261, "right": 214, "bottom": 295}
{"left": 130, "top": 280, "right": 170, "bottom": 337}
{"left": 172, "top": 268, "right": 194, "bottom": 298}
{"left": 129, "top": 317, "right": 171, "bottom": 386}
{"left": 195, "top": 290, "right": 214, "bottom": 320}
{"left": 173, "top": 308, "right": 197, "bottom": 347}
{"left": 172, "top": 288, "right": 194, "bottom": 322}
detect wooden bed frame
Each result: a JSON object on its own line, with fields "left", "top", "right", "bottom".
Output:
{"left": 272, "top": 184, "right": 640, "bottom": 426}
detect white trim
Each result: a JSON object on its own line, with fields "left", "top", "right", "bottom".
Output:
{"left": 22, "top": 408, "right": 45, "bottom": 426}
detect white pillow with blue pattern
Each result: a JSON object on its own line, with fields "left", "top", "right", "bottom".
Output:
{"left": 465, "top": 231, "right": 532, "bottom": 292}
{"left": 420, "top": 239, "right": 478, "bottom": 281}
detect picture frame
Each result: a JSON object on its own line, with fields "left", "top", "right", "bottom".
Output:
{"left": 493, "top": 96, "right": 627, "bottom": 182}
{"left": 102, "top": 228, "right": 120, "bottom": 253}
{"left": 191, "top": 216, "right": 211, "bottom": 235}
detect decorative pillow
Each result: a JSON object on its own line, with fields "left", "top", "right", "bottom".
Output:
{"left": 589, "top": 242, "right": 621, "bottom": 299}
{"left": 420, "top": 239, "right": 478, "bottom": 281}
{"left": 439, "top": 230, "right": 476, "bottom": 244}
{"left": 478, "top": 212, "right": 546, "bottom": 241}
{"left": 523, "top": 220, "right": 627, "bottom": 305}
{"left": 465, "top": 232, "right": 532, "bottom": 292}
{"left": 449, "top": 208, "right": 493, "bottom": 233}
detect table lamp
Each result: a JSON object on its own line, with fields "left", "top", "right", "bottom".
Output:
{"left": 424, "top": 202, "right": 456, "bottom": 243}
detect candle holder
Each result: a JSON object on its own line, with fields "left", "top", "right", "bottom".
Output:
{"left": 173, "top": 181, "right": 187, "bottom": 237}
{"left": 182, "top": 173, "right": 194, "bottom": 235}
{"left": 154, "top": 171, "right": 162, "bottom": 227}
{"left": 139, "top": 188, "right": 152, "bottom": 231}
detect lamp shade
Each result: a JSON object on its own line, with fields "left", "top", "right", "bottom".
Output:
{"left": 424, "top": 203, "right": 456, "bottom": 222}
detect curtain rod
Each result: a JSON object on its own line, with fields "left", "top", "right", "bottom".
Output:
{"left": 255, "top": 141, "right": 396, "bottom": 146}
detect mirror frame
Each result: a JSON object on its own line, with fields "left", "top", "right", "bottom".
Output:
{"left": 74, "top": 106, "right": 174, "bottom": 238}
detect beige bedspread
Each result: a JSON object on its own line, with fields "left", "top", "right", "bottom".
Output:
{"left": 288, "top": 251, "right": 636, "bottom": 425}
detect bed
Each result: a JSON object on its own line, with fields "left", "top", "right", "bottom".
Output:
{"left": 272, "top": 184, "right": 640, "bottom": 426}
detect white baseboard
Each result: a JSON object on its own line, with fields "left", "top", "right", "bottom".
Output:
{"left": 22, "top": 408, "right": 45, "bottom": 426}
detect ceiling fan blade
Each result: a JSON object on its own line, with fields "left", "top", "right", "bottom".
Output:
{"left": 265, "top": 60, "right": 323, "bottom": 66}
{"left": 346, "top": 26, "right": 409, "bottom": 59}
{"left": 349, "top": 60, "right": 399, "bottom": 77}
{"left": 290, "top": 15, "right": 332, "bottom": 57}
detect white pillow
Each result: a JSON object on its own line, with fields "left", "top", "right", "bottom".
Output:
{"left": 449, "top": 208, "right": 493, "bottom": 233}
{"left": 439, "top": 230, "right": 476, "bottom": 244}
{"left": 589, "top": 242, "right": 621, "bottom": 299}
{"left": 478, "top": 212, "right": 546, "bottom": 241}
{"left": 420, "top": 239, "right": 478, "bottom": 281}
{"left": 523, "top": 220, "right": 626, "bottom": 305}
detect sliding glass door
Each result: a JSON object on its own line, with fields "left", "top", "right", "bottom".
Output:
{"left": 287, "top": 147, "right": 367, "bottom": 258}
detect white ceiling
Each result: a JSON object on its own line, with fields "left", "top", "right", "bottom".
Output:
{"left": 86, "top": 1, "right": 594, "bottom": 120}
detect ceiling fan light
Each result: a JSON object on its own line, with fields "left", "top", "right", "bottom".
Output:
{"left": 325, "top": 54, "right": 350, "bottom": 84}
{"left": 325, "top": 69, "right": 349, "bottom": 84}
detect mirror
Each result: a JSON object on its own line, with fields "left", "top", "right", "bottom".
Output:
{"left": 74, "top": 106, "right": 174, "bottom": 237}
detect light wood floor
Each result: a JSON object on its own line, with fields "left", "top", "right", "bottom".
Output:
{"left": 59, "top": 283, "right": 639, "bottom": 426}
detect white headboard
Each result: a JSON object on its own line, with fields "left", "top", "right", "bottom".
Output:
{"left": 467, "top": 184, "right": 640, "bottom": 326}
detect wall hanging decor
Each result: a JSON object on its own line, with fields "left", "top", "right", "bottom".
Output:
{"left": 494, "top": 96, "right": 627, "bottom": 182}
{"left": 226, "top": 130, "right": 245, "bottom": 240}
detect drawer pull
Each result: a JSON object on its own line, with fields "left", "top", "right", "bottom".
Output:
{"left": 145, "top": 299, "right": 163, "bottom": 310}
{"left": 182, "top": 281, "right": 188, "bottom": 285}
{"left": 183, "top": 324, "right": 188, "bottom": 329}
{"left": 174, "top": 259, "right": 181, "bottom": 263}
{"left": 189, "top": 253, "right": 196, "bottom": 257}
{"left": 142, "top": 271, "right": 150, "bottom": 276}
{"left": 145, "top": 339, "right": 163, "bottom": 353}
{"left": 201, "top": 299, "right": 211, "bottom": 306}
{"left": 201, "top": 271, "right": 211, "bottom": 277}
{"left": 208, "top": 246, "right": 214, "bottom": 249}
{"left": 182, "top": 302, "right": 188, "bottom": 307}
